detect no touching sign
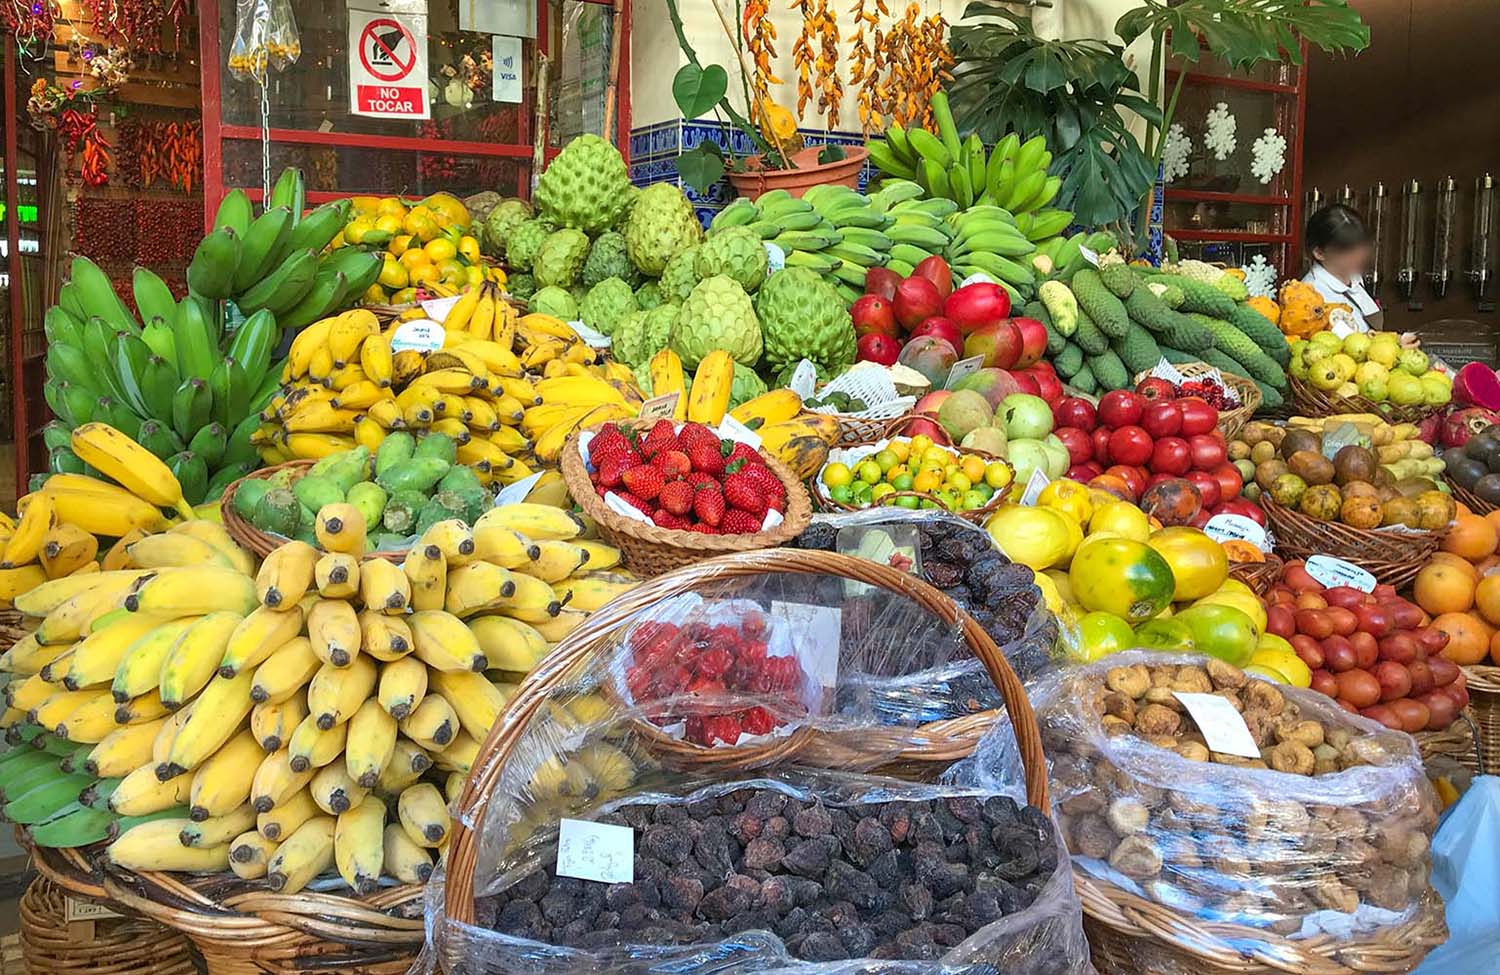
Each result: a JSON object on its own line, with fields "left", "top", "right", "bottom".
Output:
{"left": 348, "top": 9, "right": 430, "bottom": 119}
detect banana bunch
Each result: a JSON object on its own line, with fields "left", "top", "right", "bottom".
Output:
{"left": 0, "top": 503, "right": 642, "bottom": 888}
{"left": 437, "top": 280, "right": 518, "bottom": 346}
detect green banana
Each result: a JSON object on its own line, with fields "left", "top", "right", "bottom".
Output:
{"left": 906, "top": 128, "right": 951, "bottom": 168}
{"left": 929, "top": 91, "right": 963, "bottom": 161}
{"left": 111, "top": 333, "right": 154, "bottom": 418}
{"left": 58, "top": 742, "right": 95, "bottom": 774}
{"left": 168, "top": 451, "right": 209, "bottom": 506}
{"left": 886, "top": 223, "right": 951, "bottom": 250}
{"left": 187, "top": 227, "right": 243, "bottom": 300}
{"left": 886, "top": 259, "right": 915, "bottom": 277}
{"left": 888, "top": 243, "right": 938, "bottom": 266}
{"left": 769, "top": 210, "right": 827, "bottom": 233}
{"left": 949, "top": 232, "right": 1035, "bottom": 259}
{"left": 824, "top": 243, "right": 886, "bottom": 268}
{"left": 1013, "top": 135, "right": 1048, "bottom": 178}
{"left": 270, "top": 167, "right": 306, "bottom": 218}
{"left": 45, "top": 344, "right": 102, "bottom": 396}
{"left": 136, "top": 420, "right": 186, "bottom": 460}
{"left": 831, "top": 263, "right": 871, "bottom": 288}
{"left": 141, "top": 317, "right": 178, "bottom": 364}
{"left": 867, "top": 140, "right": 916, "bottom": 180}
{"left": 71, "top": 257, "right": 140, "bottom": 333}
{"left": 1002, "top": 170, "right": 1047, "bottom": 212}
{"left": 834, "top": 227, "right": 892, "bottom": 250}
{"left": 171, "top": 378, "right": 213, "bottom": 442}
{"left": 141, "top": 355, "right": 181, "bottom": 423}
{"left": 28, "top": 802, "right": 116, "bottom": 848}
{"left": 285, "top": 200, "right": 349, "bottom": 254}
{"left": 966, "top": 134, "right": 987, "bottom": 197}
{"left": 79, "top": 779, "right": 121, "bottom": 808}
{"left": 94, "top": 398, "right": 141, "bottom": 440}
{"left": 172, "top": 297, "right": 218, "bottom": 381}
{"left": 709, "top": 200, "right": 758, "bottom": 231}
{"left": 920, "top": 159, "right": 950, "bottom": 200}
{"left": 1025, "top": 207, "right": 1074, "bottom": 241}
{"left": 49, "top": 447, "right": 86, "bottom": 475}
{"left": 276, "top": 270, "right": 351, "bottom": 332}
{"left": 1, "top": 762, "right": 66, "bottom": 804}
{"left": 188, "top": 423, "right": 228, "bottom": 469}
{"left": 132, "top": 268, "right": 179, "bottom": 325}
{"left": 825, "top": 207, "right": 890, "bottom": 230}
{"left": 331, "top": 250, "right": 383, "bottom": 297}
{"left": 744, "top": 219, "right": 783, "bottom": 239}
{"left": 987, "top": 157, "right": 1016, "bottom": 204}
{"left": 885, "top": 125, "right": 916, "bottom": 165}
{"left": 222, "top": 414, "right": 261, "bottom": 467}
{"left": 772, "top": 231, "right": 842, "bottom": 252}
{"left": 4, "top": 773, "right": 94, "bottom": 825}
{"left": 227, "top": 309, "right": 279, "bottom": 391}
{"left": 237, "top": 248, "right": 319, "bottom": 315}
{"left": 44, "top": 306, "right": 84, "bottom": 349}
{"left": 782, "top": 250, "right": 842, "bottom": 274}
{"left": 233, "top": 206, "right": 295, "bottom": 294}
{"left": 209, "top": 356, "right": 250, "bottom": 428}
{"left": 213, "top": 189, "right": 254, "bottom": 236}
{"left": 869, "top": 179, "right": 925, "bottom": 210}
{"left": 963, "top": 251, "right": 1036, "bottom": 288}
{"left": 206, "top": 461, "right": 255, "bottom": 501}
{"left": 893, "top": 196, "right": 960, "bottom": 218}
{"left": 949, "top": 165, "right": 975, "bottom": 208}
{"left": 51, "top": 383, "right": 97, "bottom": 427}
{"left": 57, "top": 281, "right": 86, "bottom": 321}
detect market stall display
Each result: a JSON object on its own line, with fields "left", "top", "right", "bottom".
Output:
{"left": 1289, "top": 329, "right": 1452, "bottom": 424}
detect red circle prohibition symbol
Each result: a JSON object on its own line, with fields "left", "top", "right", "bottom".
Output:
{"left": 358, "top": 18, "right": 417, "bottom": 82}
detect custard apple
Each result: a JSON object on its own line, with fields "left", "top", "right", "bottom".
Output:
{"left": 610, "top": 310, "right": 648, "bottom": 367}
{"left": 697, "top": 226, "right": 768, "bottom": 293}
{"left": 506, "top": 217, "right": 555, "bottom": 272}
{"left": 578, "top": 278, "right": 636, "bottom": 336}
{"left": 672, "top": 275, "right": 762, "bottom": 368}
{"left": 614, "top": 185, "right": 641, "bottom": 232}
{"left": 613, "top": 302, "right": 679, "bottom": 369}
{"left": 582, "top": 231, "right": 639, "bottom": 288}
{"left": 658, "top": 246, "right": 701, "bottom": 303}
{"left": 528, "top": 286, "right": 578, "bottom": 321}
{"left": 533, "top": 229, "right": 590, "bottom": 288}
{"left": 624, "top": 183, "right": 703, "bottom": 275}
{"left": 635, "top": 282, "right": 664, "bottom": 310}
{"left": 482, "top": 199, "right": 533, "bottom": 258}
{"left": 729, "top": 361, "right": 768, "bottom": 409}
{"left": 754, "top": 267, "right": 855, "bottom": 376}
{"left": 533, "top": 134, "right": 631, "bottom": 234}
{"left": 506, "top": 273, "right": 537, "bottom": 302}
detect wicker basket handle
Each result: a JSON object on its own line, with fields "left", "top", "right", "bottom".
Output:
{"left": 444, "top": 547, "right": 1050, "bottom": 925}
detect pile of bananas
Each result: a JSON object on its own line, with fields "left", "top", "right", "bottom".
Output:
{"left": 258, "top": 296, "right": 644, "bottom": 472}
{"left": 0, "top": 500, "right": 641, "bottom": 890}
{"left": 336, "top": 192, "right": 502, "bottom": 305}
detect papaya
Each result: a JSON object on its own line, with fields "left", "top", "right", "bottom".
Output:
{"left": 292, "top": 473, "right": 345, "bottom": 512}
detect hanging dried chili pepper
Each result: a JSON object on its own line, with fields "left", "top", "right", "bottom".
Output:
{"left": 790, "top": 0, "right": 816, "bottom": 120}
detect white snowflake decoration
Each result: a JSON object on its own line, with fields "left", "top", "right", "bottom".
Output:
{"left": 1162, "top": 124, "right": 1192, "bottom": 182}
{"left": 1241, "top": 255, "right": 1277, "bottom": 298}
{"left": 1204, "top": 102, "right": 1237, "bottom": 160}
{"left": 1250, "top": 127, "right": 1287, "bottom": 184}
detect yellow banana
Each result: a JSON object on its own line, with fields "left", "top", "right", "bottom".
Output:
{"left": 358, "top": 610, "right": 413, "bottom": 662}
{"left": 432, "top": 730, "right": 479, "bottom": 774}
{"left": 397, "top": 694, "right": 458, "bottom": 750}
{"left": 159, "top": 668, "right": 255, "bottom": 777}
{"left": 493, "top": 570, "right": 564, "bottom": 623}
{"left": 250, "top": 636, "right": 319, "bottom": 705}
{"left": 110, "top": 763, "right": 193, "bottom": 815}
{"left": 125, "top": 567, "right": 258, "bottom": 617}
{"left": 442, "top": 285, "right": 483, "bottom": 332}
{"left": 151, "top": 705, "right": 194, "bottom": 765}
{"left": 428, "top": 669, "right": 509, "bottom": 741}
{"left": 34, "top": 475, "right": 173, "bottom": 535}
{"left": 257, "top": 787, "right": 319, "bottom": 841}
{"left": 107, "top": 818, "right": 228, "bottom": 873}
{"left": 219, "top": 604, "right": 307, "bottom": 677}
{"left": 335, "top": 797, "right": 386, "bottom": 894}
{"left": 188, "top": 728, "right": 264, "bottom": 819}
{"left": 328, "top": 309, "right": 380, "bottom": 367}
{"left": 391, "top": 349, "right": 426, "bottom": 387}
{"left": 519, "top": 539, "right": 590, "bottom": 583}
{"left": 310, "top": 762, "right": 366, "bottom": 815}
{"left": 470, "top": 525, "right": 537, "bottom": 569}
{"left": 229, "top": 830, "right": 278, "bottom": 879}
{"left": 357, "top": 558, "right": 410, "bottom": 615}
{"left": 251, "top": 691, "right": 308, "bottom": 752}
{"left": 344, "top": 697, "right": 397, "bottom": 788}
{"left": 58, "top": 690, "right": 129, "bottom": 742}
{"left": 85, "top": 716, "right": 168, "bottom": 777}
{"left": 442, "top": 562, "right": 516, "bottom": 619}
{"left": 287, "top": 318, "right": 337, "bottom": 378}
{"left": 468, "top": 616, "right": 550, "bottom": 672}
{"left": 167, "top": 521, "right": 255, "bottom": 576}
{"left": 315, "top": 503, "right": 367, "bottom": 557}
{"left": 251, "top": 749, "right": 314, "bottom": 812}
{"left": 452, "top": 339, "right": 522, "bottom": 377}
{"left": 552, "top": 572, "right": 639, "bottom": 613}
{"left": 283, "top": 433, "right": 358, "bottom": 459}
{"left": 397, "top": 782, "right": 450, "bottom": 847}
{"left": 266, "top": 815, "right": 336, "bottom": 893}
{"left": 16, "top": 567, "right": 149, "bottom": 619}
{"left": 113, "top": 689, "right": 169, "bottom": 726}
{"left": 419, "top": 520, "right": 477, "bottom": 566}
{"left": 180, "top": 804, "right": 257, "bottom": 848}
{"left": 287, "top": 713, "right": 348, "bottom": 773}
{"left": 648, "top": 349, "right": 688, "bottom": 420}
{"left": 256, "top": 540, "right": 318, "bottom": 611}
{"left": 376, "top": 655, "right": 427, "bottom": 720}
{"left": 70, "top": 423, "right": 193, "bottom": 519}
{"left": 306, "top": 654, "right": 377, "bottom": 729}
{"left": 408, "top": 609, "right": 487, "bottom": 671}
{"left": 376, "top": 738, "right": 432, "bottom": 794}
{"left": 38, "top": 523, "right": 96, "bottom": 578}
{"left": 1, "top": 633, "right": 61, "bottom": 675}
{"left": 366, "top": 398, "right": 405, "bottom": 430}
{"left": 109, "top": 616, "right": 200, "bottom": 701}
{"left": 382, "top": 822, "right": 434, "bottom": 883}
{"left": 314, "top": 552, "right": 361, "bottom": 599}
{"left": 730, "top": 388, "right": 803, "bottom": 429}
{"left": 308, "top": 598, "right": 361, "bottom": 668}
{"left": 126, "top": 533, "right": 234, "bottom": 571}
{"left": 360, "top": 332, "right": 395, "bottom": 387}
{"left": 476, "top": 504, "right": 584, "bottom": 542}
{"left": 402, "top": 543, "right": 447, "bottom": 612}
{"left": 2, "top": 491, "right": 53, "bottom": 567}
{"left": 160, "top": 612, "right": 244, "bottom": 709}
{"left": 687, "top": 350, "right": 734, "bottom": 423}
{"left": 456, "top": 437, "right": 514, "bottom": 474}
{"left": 62, "top": 611, "right": 169, "bottom": 691}
{"left": 574, "top": 540, "right": 622, "bottom": 571}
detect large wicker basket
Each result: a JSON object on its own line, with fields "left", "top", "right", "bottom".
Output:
{"left": 560, "top": 420, "right": 813, "bottom": 577}
{"left": 19, "top": 877, "right": 196, "bottom": 975}
{"left": 1259, "top": 497, "right": 1446, "bottom": 588}
{"left": 443, "top": 547, "right": 1053, "bottom": 936}
{"left": 1133, "top": 362, "right": 1262, "bottom": 440}
{"left": 25, "top": 843, "right": 424, "bottom": 975}
{"left": 1463, "top": 664, "right": 1500, "bottom": 775}
{"left": 1289, "top": 376, "right": 1440, "bottom": 425}
{"left": 220, "top": 460, "right": 410, "bottom": 562}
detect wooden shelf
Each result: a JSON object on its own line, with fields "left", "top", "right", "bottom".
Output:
{"left": 1165, "top": 189, "right": 1294, "bottom": 206}
{"left": 1170, "top": 230, "right": 1294, "bottom": 243}
{"left": 1165, "top": 69, "right": 1299, "bottom": 95}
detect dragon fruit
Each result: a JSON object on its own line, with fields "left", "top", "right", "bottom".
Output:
{"left": 1454, "top": 362, "right": 1500, "bottom": 409}
{"left": 1440, "top": 407, "right": 1500, "bottom": 448}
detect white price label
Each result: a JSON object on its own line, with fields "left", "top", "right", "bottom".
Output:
{"left": 420, "top": 294, "right": 461, "bottom": 324}
{"left": 1079, "top": 245, "right": 1101, "bottom": 267}
{"left": 770, "top": 601, "right": 841, "bottom": 689}
{"left": 1173, "top": 692, "right": 1261, "bottom": 759}
{"left": 493, "top": 471, "right": 545, "bottom": 507}
{"left": 65, "top": 898, "right": 121, "bottom": 922}
{"left": 1305, "top": 555, "right": 1376, "bottom": 592}
{"left": 568, "top": 320, "right": 612, "bottom": 349}
{"left": 764, "top": 242, "right": 786, "bottom": 274}
{"left": 716, "top": 414, "right": 763, "bottom": 450}
{"left": 1203, "top": 513, "right": 1269, "bottom": 552}
{"left": 788, "top": 359, "right": 818, "bottom": 398}
{"left": 959, "top": 271, "right": 995, "bottom": 288}
{"left": 389, "top": 320, "right": 445, "bottom": 352}
{"left": 945, "top": 355, "right": 985, "bottom": 389}
{"left": 556, "top": 818, "right": 634, "bottom": 884}
{"left": 638, "top": 392, "right": 680, "bottom": 421}
{"left": 1018, "top": 468, "right": 1050, "bottom": 506}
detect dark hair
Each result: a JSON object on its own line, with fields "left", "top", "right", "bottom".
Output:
{"left": 1305, "top": 204, "right": 1370, "bottom": 256}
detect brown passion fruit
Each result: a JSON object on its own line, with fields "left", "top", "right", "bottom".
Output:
{"left": 1342, "top": 481, "right": 1379, "bottom": 500}
{"left": 1415, "top": 490, "right": 1457, "bottom": 531}
{"left": 1340, "top": 494, "right": 1382, "bottom": 529}
{"left": 1381, "top": 496, "right": 1421, "bottom": 529}
{"left": 1255, "top": 459, "right": 1289, "bottom": 491}
{"left": 1270, "top": 472, "right": 1308, "bottom": 508}
{"left": 1288, "top": 450, "right": 1336, "bottom": 486}
{"left": 1300, "top": 483, "right": 1343, "bottom": 521}
{"left": 1332, "top": 445, "right": 1378, "bottom": 485}
{"left": 1280, "top": 428, "right": 1323, "bottom": 458}
{"left": 1477, "top": 474, "right": 1500, "bottom": 507}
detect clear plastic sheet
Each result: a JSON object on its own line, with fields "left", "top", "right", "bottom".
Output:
{"left": 1032, "top": 651, "right": 1441, "bottom": 944}
{"left": 420, "top": 567, "right": 1091, "bottom": 975}
{"left": 228, "top": 0, "right": 300, "bottom": 80}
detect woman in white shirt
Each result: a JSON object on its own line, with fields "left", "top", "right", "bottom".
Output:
{"left": 1301, "top": 204, "right": 1384, "bottom": 333}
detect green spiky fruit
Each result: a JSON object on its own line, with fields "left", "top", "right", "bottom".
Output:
{"left": 624, "top": 183, "right": 703, "bottom": 275}
{"left": 506, "top": 218, "right": 555, "bottom": 272}
{"left": 671, "top": 275, "right": 762, "bottom": 368}
{"left": 533, "top": 229, "right": 591, "bottom": 289}
{"left": 506, "top": 273, "right": 536, "bottom": 302}
{"left": 635, "top": 282, "right": 664, "bottom": 310}
{"left": 577, "top": 278, "right": 637, "bottom": 336}
{"left": 527, "top": 285, "right": 578, "bottom": 321}
{"left": 481, "top": 199, "right": 534, "bottom": 258}
{"left": 615, "top": 303, "right": 679, "bottom": 369}
{"left": 658, "top": 246, "right": 701, "bottom": 303}
{"left": 754, "top": 267, "right": 856, "bottom": 377}
{"left": 581, "top": 231, "right": 638, "bottom": 288}
{"left": 729, "top": 361, "right": 768, "bottom": 409}
{"left": 696, "top": 227, "right": 769, "bottom": 293}
{"left": 533, "top": 134, "right": 632, "bottom": 234}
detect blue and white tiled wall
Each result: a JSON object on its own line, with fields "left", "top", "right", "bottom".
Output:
{"left": 627, "top": 120, "right": 875, "bottom": 228}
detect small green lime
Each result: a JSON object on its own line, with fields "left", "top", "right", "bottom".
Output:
{"left": 829, "top": 484, "right": 852, "bottom": 504}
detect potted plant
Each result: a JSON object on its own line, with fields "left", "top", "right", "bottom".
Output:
{"left": 663, "top": 0, "right": 867, "bottom": 199}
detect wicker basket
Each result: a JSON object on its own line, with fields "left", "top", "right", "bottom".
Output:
{"left": 1289, "top": 376, "right": 1439, "bottom": 425}
{"left": 1446, "top": 476, "right": 1497, "bottom": 515}
{"left": 1227, "top": 553, "right": 1283, "bottom": 595}
{"left": 1463, "top": 664, "right": 1500, "bottom": 775}
{"left": 220, "top": 460, "right": 409, "bottom": 562}
{"left": 1133, "top": 362, "right": 1262, "bottom": 440}
{"left": 0, "top": 608, "right": 31, "bottom": 653}
{"left": 443, "top": 547, "right": 1052, "bottom": 933}
{"left": 560, "top": 419, "right": 813, "bottom": 577}
{"left": 1259, "top": 497, "right": 1445, "bottom": 588}
{"left": 1078, "top": 872, "right": 1447, "bottom": 975}
{"left": 1414, "top": 714, "right": 1478, "bottom": 771}
{"left": 19, "top": 877, "right": 196, "bottom": 975}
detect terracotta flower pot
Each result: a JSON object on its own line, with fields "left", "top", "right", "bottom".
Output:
{"left": 726, "top": 145, "right": 869, "bottom": 200}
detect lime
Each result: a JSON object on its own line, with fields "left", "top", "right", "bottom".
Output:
{"left": 891, "top": 472, "right": 915, "bottom": 492}
{"left": 895, "top": 494, "right": 920, "bottom": 509}
{"left": 874, "top": 449, "right": 899, "bottom": 473}
{"left": 829, "top": 484, "right": 852, "bottom": 505}
{"left": 870, "top": 483, "right": 896, "bottom": 503}
{"left": 856, "top": 460, "right": 882, "bottom": 484}
{"left": 962, "top": 489, "right": 989, "bottom": 509}
{"left": 972, "top": 482, "right": 994, "bottom": 501}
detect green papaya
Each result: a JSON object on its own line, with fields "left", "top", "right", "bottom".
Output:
{"left": 347, "top": 481, "right": 388, "bottom": 532}
{"left": 292, "top": 474, "right": 345, "bottom": 512}
{"left": 251, "top": 488, "right": 300, "bottom": 536}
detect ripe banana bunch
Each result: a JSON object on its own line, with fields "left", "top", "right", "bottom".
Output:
{"left": 439, "top": 280, "right": 518, "bottom": 347}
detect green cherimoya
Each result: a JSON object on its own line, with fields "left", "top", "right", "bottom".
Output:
{"left": 533, "top": 229, "right": 591, "bottom": 289}
{"left": 754, "top": 267, "right": 856, "bottom": 377}
{"left": 729, "top": 361, "right": 768, "bottom": 409}
{"left": 528, "top": 286, "right": 578, "bottom": 321}
{"left": 671, "top": 275, "right": 762, "bottom": 368}
{"left": 582, "top": 231, "right": 639, "bottom": 288}
{"left": 624, "top": 183, "right": 703, "bottom": 275}
{"left": 506, "top": 273, "right": 537, "bottom": 302}
{"left": 696, "top": 226, "right": 768, "bottom": 293}
{"left": 578, "top": 278, "right": 637, "bottom": 336}
{"left": 506, "top": 217, "right": 555, "bottom": 272}
{"left": 658, "top": 246, "right": 701, "bottom": 303}
{"left": 635, "top": 281, "right": 664, "bottom": 310}
{"left": 481, "top": 199, "right": 533, "bottom": 259}
{"left": 533, "top": 134, "right": 632, "bottom": 234}
{"left": 612, "top": 303, "right": 678, "bottom": 369}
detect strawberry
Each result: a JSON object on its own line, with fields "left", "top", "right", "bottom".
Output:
{"left": 676, "top": 422, "right": 719, "bottom": 453}
{"left": 685, "top": 471, "right": 718, "bottom": 489}
{"left": 725, "top": 442, "right": 761, "bottom": 469}
{"left": 588, "top": 425, "right": 638, "bottom": 468}
{"left": 765, "top": 493, "right": 785, "bottom": 513}
{"left": 651, "top": 508, "right": 692, "bottom": 530}
{"left": 741, "top": 612, "right": 767, "bottom": 639}
{"left": 692, "top": 483, "right": 727, "bottom": 528}
{"left": 596, "top": 455, "right": 633, "bottom": 489}
{"left": 719, "top": 508, "right": 763, "bottom": 534}
{"left": 621, "top": 464, "right": 665, "bottom": 501}
{"left": 738, "top": 463, "right": 785, "bottom": 499}
{"left": 694, "top": 647, "right": 734, "bottom": 678}
{"left": 738, "top": 637, "right": 768, "bottom": 665}
{"left": 702, "top": 714, "right": 742, "bottom": 746}
{"left": 688, "top": 522, "right": 719, "bottom": 534}
{"left": 740, "top": 706, "right": 775, "bottom": 736}
{"left": 723, "top": 471, "right": 769, "bottom": 516}
{"left": 651, "top": 449, "right": 692, "bottom": 478}
{"left": 639, "top": 419, "right": 679, "bottom": 458}
{"left": 686, "top": 440, "right": 727, "bottom": 475}
{"left": 685, "top": 675, "right": 726, "bottom": 697}
{"left": 614, "top": 490, "right": 654, "bottom": 515}
{"left": 658, "top": 480, "right": 694, "bottom": 516}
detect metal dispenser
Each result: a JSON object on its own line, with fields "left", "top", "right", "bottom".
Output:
{"left": 1306, "top": 187, "right": 1324, "bottom": 224}
{"left": 1366, "top": 183, "right": 1388, "bottom": 295}
{"left": 1430, "top": 176, "right": 1457, "bottom": 299}
{"left": 1469, "top": 173, "right": 1495, "bottom": 304}
{"left": 1336, "top": 184, "right": 1355, "bottom": 206}
{"left": 1396, "top": 180, "right": 1422, "bottom": 302}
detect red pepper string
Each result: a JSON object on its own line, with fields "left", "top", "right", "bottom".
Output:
{"left": 164, "top": 0, "right": 189, "bottom": 52}
{"left": 2, "top": 0, "right": 54, "bottom": 57}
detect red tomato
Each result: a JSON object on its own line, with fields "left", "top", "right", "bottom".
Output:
{"left": 1176, "top": 396, "right": 1218, "bottom": 436}
{"left": 1097, "top": 390, "right": 1144, "bottom": 428}
{"left": 1107, "top": 425, "right": 1154, "bottom": 466}
{"left": 1091, "top": 427, "right": 1113, "bottom": 465}
{"left": 1186, "top": 470, "right": 1221, "bottom": 508}
{"left": 1210, "top": 463, "right": 1243, "bottom": 500}
{"left": 1052, "top": 397, "right": 1096, "bottom": 431}
{"left": 1067, "top": 462, "right": 1104, "bottom": 481}
{"left": 1149, "top": 436, "right": 1191, "bottom": 476}
{"left": 1055, "top": 427, "right": 1094, "bottom": 465}
{"left": 1139, "top": 400, "right": 1183, "bottom": 439}
{"left": 1215, "top": 498, "right": 1267, "bottom": 527}
{"left": 1188, "top": 433, "right": 1228, "bottom": 471}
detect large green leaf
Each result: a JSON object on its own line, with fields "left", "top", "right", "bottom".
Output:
{"left": 672, "top": 64, "right": 729, "bottom": 120}
{"left": 1115, "top": 0, "right": 1369, "bottom": 69}
{"left": 677, "top": 142, "right": 725, "bottom": 195}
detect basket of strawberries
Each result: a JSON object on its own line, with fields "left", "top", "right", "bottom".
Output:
{"left": 561, "top": 418, "right": 814, "bottom": 577}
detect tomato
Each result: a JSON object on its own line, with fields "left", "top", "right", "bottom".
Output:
{"left": 1148, "top": 526, "right": 1230, "bottom": 600}
{"left": 1068, "top": 462, "right": 1103, "bottom": 481}
{"left": 1186, "top": 470, "right": 1222, "bottom": 508}
{"left": 1098, "top": 390, "right": 1145, "bottom": 428}
{"left": 1053, "top": 397, "right": 1096, "bottom": 431}
{"left": 1188, "top": 434, "right": 1227, "bottom": 471}
{"left": 1055, "top": 427, "right": 1093, "bottom": 465}
{"left": 1175, "top": 603, "right": 1258, "bottom": 666}
{"left": 1215, "top": 497, "right": 1266, "bottom": 527}
{"left": 1176, "top": 396, "right": 1218, "bottom": 436}
{"left": 1140, "top": 400, "right": 1182, "bottom": 439}
{"left": 1090, "top": 501, "right": 1152, "bottom": 542}
{"left": 1134, "top": 617, "right": 1196, "bottom": 652}
{"left": 1075, "top": 612, "right": 1135, "bottom": 662}
{"left": 1107, "top": 426, "right": 1153, "bottom": 466}
{"left": 1211, "top": 463, "right": 1243, "bottom": 501}
{"left": 1149, "top": 436, "right": 1191, "bottom": 475}
{"left": 1135, "top": 377, "right": 1176, "bottom": 402}
{"left": 1091, "top": 427, "right": 1113, "bottom": 465}
{"left": 1070, "top": 536, "right": 1176, "bottom": 623}
{"left": 1106, "top": 465, "right": 1148, "bottom": 498}
{"left": 1140, "top": 478, "right": 1202, "bottom": 526}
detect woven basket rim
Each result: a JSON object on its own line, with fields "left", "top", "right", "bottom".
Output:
{"left": 219, "top": 459, "right": 410, "bottom": 562}
{"left": 1446, "top": 476, "right": 1497, "bottom": 515}
{"left": 1288, "top": 375, "right": 1441, "bottom": 425}
{"left": 1259, "top": 496, "right": 1448, "bottom": 546}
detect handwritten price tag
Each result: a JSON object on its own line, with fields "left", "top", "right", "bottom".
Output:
{"left": 1203, "top": 513, "right": 1269, "bottom": 552}
{"left": 769, "top": 601, "right": 841, "bottom": 688}
{"left": 638, "top": 392, "right": 680, "bottom": 421}
{"left": 1174, "top": 692, "right": 1260, "bottom": 759}
{"left": 1018, "top": 468, "right": 1050, "bottom": 506}
{"left": 1305, "top": 555, "right": 1376, "bottom": 592}
{"left": 556, "top": 819, "right": 634, "bottom": 884}
{"left": 419, "top": 294, "right": 461, "bottom": 324}
{"left": 389, "top": 320, "right": 445, "bottom": 352}
{"left": 717, "top": 414, "right": 763, "bottom": 450}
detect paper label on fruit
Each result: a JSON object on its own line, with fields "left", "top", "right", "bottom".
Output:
{"left": 716, "top": 414, "right": 763, "bottom": 450}
{"left": 764, "top": 242, "right": 786, "bottom": 274}
{"left": 389, "top": 320, "right": 445, "bottom": 352}
{"left": 945, "top": 355, "right": 985, "bottom": 390}
{"left": 1079, "top": 245, "right": 1101, "bottom": 267}
{"left": 1204, "top": 513, "right": 1269, "bottom": 552}
{"left": 959, "top": 271, "right": 995, "bottom": 288}
{"left": 419, "top": 294, "right": 461, "bottom": 324}
{"left": 1305, "top": 555, "right": 1375, "bottom": 592}
{"left": 493, "top": 471, "right": 544, "bottom": 507}
{"left": 1173, "top": 692, "right": 1261, "bottom": 758}
{"left": 638, "top": 392, "right": 680, "bottom": 421}
{"left": 770, "top": 601, "right": 841, "bottom": 689}
{"left": 1150, "top": 358, "right": 1187, "bottom": 386}
{"left": 556, "top": 818, "right": 634, "bottom": 884}
{"left": 789, "top": 360, "right": 818, "bottom": 398}
{"left": 1019, "top": 468, "right": 1050, "bottom": 506}
{"left": 569, "top": 320, "right": 612, "bottom": 348}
